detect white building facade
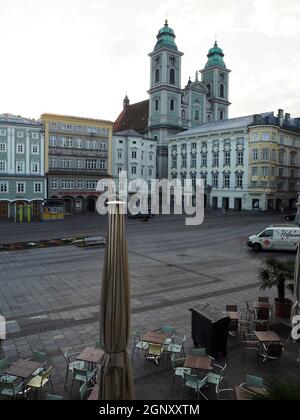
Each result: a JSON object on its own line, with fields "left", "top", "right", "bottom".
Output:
{"left": 168, "top": 116, "right": 253, "bottom": 211}
{"left": 112, "top": 129, "right": 157, "bottom": 192}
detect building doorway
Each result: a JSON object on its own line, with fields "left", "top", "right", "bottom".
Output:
{"left": 32, "top": 201, "right": 42, "bottom": 217}
{"left": 212, "top": 197, "right": 218, "bottom": 209}
{"left": 234, "top": 198, "right": 242, "bottom": 211}
{"left": 267, "top": 199, "right": 275, "bottom": 211}
{"left": 75, "top": 197, "right": 85, "bottom": 214}
{"left": 63, "top": 197, "right": 74, "bottom": 215}
{"left": 87, "top": 197, "right": 97, "bottom": 213}
{"left": 0, "top": 202, "right": 8, "bottom": 218}
{"left": 222, "top": 197, "right": 229, "bottom": 210}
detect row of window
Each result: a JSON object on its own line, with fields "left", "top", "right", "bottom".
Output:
{"left": 0, "top": 130, "right": 40, "bottom": 139}
{"left": 50, "top": 123, "right": 109, "bottom": 137}
{"left": 117, "top": 166, "right": 154, "bottom": 176}
{"left": 171, "top": 138, "right": 245, "bottom": 152}
{"left": 251, "top": 132, "right": 300, "bottom": 146}
{"left": 117, "top": 151, "right": 155, "bottom": 161}
{"left": 171, "top": 172, "right": 244, "bottom": 189}
{"left": 50, "top": 179, "right": 98, "bottom": 190}
{"left": 251, "top": 148, "right": 297, "bottom": 164}
{"left": 49, "top": 136, "right": 107, "bottom": 150}
{"left": 172, "top": 151, "right": 244, "bottom": 168}
{"left": 0, "top": 161, "right": 40, "bottom": 174}
{"left": 251, "top": 166, "right": 297, "bottom": 178}
{"left": 49, "top": 158, "right": 106, "bottom": 170}
{"left": 0, "top": 181, "right": 43, "bottom": 194}
{"left": 0, "top": 143, "right": 40, "bottom": 154}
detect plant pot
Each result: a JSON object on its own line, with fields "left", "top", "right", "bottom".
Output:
{"left": 274, "top": 298, "right": 293, "bottom": 319}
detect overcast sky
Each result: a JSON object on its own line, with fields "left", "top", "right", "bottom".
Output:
{"left": 0, "top": 0, "right": 299, "bottom": 122}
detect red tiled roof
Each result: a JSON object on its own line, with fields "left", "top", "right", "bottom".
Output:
{"left": 113, "top": 100, "right": 149, "bottom": 134}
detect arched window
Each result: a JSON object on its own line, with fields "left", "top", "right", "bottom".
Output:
{"left": 170, "top": 69, "right": 175, "bottom": 85}
{"left": 155, "top": 99, "right": 159, "bottom": 111}
{"left": 220, "top": 110, "right": 224, "bottom": 120}
{"left": 182, "top": 109, "right": 186, "bottom": 119}
{"left": 207, "top": 84, "right": 211, "bottom": 97}
{"left": 170, "top": 99, "right": 175, "bottom": 111}
{"left": 207, "top": 114, "right": 211, "bottom": 121}
{"left": 195, "top": 110, "right": 199, "bottom": 121}
{"left": 155, "top": 69, "right": 160, "bottom": 83}
{"left": 220, "top": 84, "right": 225, "bottom": 98}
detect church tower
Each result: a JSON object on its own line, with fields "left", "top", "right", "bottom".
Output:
{"left": 200, "top": 42, "right": 231, "bottom": 122}
{"left": 147, "top": 20, "right": 184, "bottom": 179}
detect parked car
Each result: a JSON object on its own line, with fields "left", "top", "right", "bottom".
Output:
{"left": 128, "top": 208, "right": 154, "bottom": 219}
{"left": 284, "top": 213, "right": 296, "bottom": 222}
{"left": 247, "top": 226, "right": 300, "bottom": 252}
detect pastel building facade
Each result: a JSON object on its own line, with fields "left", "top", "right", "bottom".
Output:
{"left": 0, "top": 114, "right": 46, "bottom": 219}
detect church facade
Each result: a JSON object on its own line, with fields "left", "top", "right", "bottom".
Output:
{"left": 114, "top": 21, "right": 231, "bottom": 179}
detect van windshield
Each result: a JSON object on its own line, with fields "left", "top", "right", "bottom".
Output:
{"left": 258, "top": 230, "right": 274, "bottom": 238}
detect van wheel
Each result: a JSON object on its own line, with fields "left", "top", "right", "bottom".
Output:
{"left": 253, "top": 243, "right": 262, "bottom": 252}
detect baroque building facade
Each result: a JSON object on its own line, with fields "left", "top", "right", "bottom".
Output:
{"left": 168, "top": 110, "right": 300, "bottom": 211}
{"left": 114, "top": 21, "right": 231, "bottom": 179}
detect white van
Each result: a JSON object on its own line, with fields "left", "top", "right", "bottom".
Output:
{"left": 247, "top": 226, "right": 300, "bottom": 252}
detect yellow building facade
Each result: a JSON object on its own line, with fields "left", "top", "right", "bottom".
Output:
{"left": 41, "top": 114, "right": 113, "bottom": 214}
{"left": 248, "top": 112, "right": 300, "bottom": 211}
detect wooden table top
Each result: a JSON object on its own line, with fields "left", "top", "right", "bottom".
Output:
{"left": 184, "top": 355, "right": 212, "bottom": 371}
{"left": 76, "top": 347, "right": 105, "bottom": 364}
{"left": 3, "top": 359, "right": 43, "bottom": 379}
{"left": 88, "top": 385, "right": 99, "bottom": 400}
{"left": 236, "top": 386, "right": 266, "bottom": 400}
{"left": 142, "top": 331, "right": 169, "bottom": 345}
{"left": 255, "top": 331, "right": 281, "bottom": 343}
{"left": 253, "top": 302, "right": 272, "bottom": 310}
{"left": 227, "top": 311, "right": 240, "bottom": 321}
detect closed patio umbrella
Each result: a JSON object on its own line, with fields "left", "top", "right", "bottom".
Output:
{"left": 292, "top": 244, "right": 300, "bottom": 362}
{"left": 98, "top": 201, "right": 134, "bottom": 400}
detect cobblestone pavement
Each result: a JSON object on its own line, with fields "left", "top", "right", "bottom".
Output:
{"left": 0, "top": 212, "right": 299, "bottom": 400}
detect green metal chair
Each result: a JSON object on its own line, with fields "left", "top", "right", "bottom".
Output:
{"left": 0, "top": 358, "right": 18, "bottom": 383}
{"left": 244, "top": 375, "right": 264, "bottom": 388}
{"left": 29, "top": 351, "right": 47, "bottom": 376}
{"left": 182, "top": 372, "right": 208, "bottom": 400}
{"left": 46, "top": 394, "right": 64, "bottom": 400}
{"left": 79, "top": 381, "right": 94, "bottom": 400}
{"left": 71, "top": 367, "right": 97, "bottom": 398}
{"left": 0, "top": 379, "right": 25, "bottom": 399}
{"left": 63, "top": 349, "right": 86, "bottom": 387}
{"left": 171, "top": 355, "right": 191, "bottom": 382}
{"left": 191, "top": 348, "right": 207, "bottom": 357}
{"left": 131, "top": 332, "right": 148, "bottom": 361}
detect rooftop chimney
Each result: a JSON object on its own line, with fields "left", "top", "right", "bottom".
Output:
{"left": 277, "top": 109, "right": 284, "bottom": 127}
{"left": 285, "top": 113, "right": 291, "bottom": 124}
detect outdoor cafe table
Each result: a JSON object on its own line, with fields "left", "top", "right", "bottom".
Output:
{"left": 3, "top": 359, "right": 43, "bottom": 380}
{"left": 235, "top": 386, "right": 266, "bottom": 400}
{"left": 254, "top": 331, "right": 281, "bottom": 343}
{"left": 142, "top": 331, "right": 169, "bottom": 345}
{"left": 184, "top": 355, "right": 212, "bottom": 372}
{"left": 76, "top": 347, "right": 105, "bottom": 366}
{"left": 88, "top": 384, "right": 99, "bottom": 401}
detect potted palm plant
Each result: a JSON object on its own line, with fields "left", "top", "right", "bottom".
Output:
{"left": 249, "top": 378, "right": 300, "bottom": 400}
{"left": 258, "top": 258, "right": 294, "bottom": 318}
